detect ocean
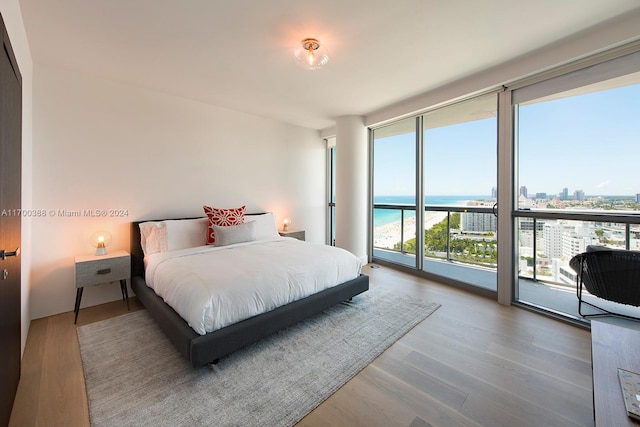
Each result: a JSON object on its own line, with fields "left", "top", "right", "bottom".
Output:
{"left": 373, "top": 195, "right": 490, "bottom": 228}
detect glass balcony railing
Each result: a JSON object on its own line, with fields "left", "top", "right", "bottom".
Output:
{"left": 372, "top": 204, "right": 416, "bottom": 253}
{"left": 372, "top": 203, "right": 498, "bottom": 290}
{"left": 373, "top": 203, "right": 496, "bottom": 266}
{"left": 373, "top": 204, "right": 640, "bottom": 319}
{"left": 514, "top": 209, "right": 640, "bottom": 319}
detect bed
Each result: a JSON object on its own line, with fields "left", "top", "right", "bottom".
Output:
{"left": 130, "top": 212, "right": 369, "bottom": 367}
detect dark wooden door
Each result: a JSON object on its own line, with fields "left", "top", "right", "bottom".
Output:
{"left": 0, "top": 13, "right": 22, "bottom": 427}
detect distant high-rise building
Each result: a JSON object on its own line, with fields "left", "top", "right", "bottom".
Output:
{"left": 560, "top": 187, "right": 569, "bottom": 200}
{"left": 491, "top": 187, "right": 497, "bottom": 199}
{"left": 520, "top": 186, "right": 528, "bottom": 198}
{"left": 636, "top": 193, "right": 640, "bottom": 203}
{"left": 575, "top": 190, "right": 585, "bottom": 201}
{"left": 461, "top": 202, "right": 497, "bottom": 232}
{"left": 519, "top": 219, "right": 545, "bottom": 231}
{"left": 543, "top": 223, "right": 567, "bottom": 259}
{"left": 535, "top": 192, "right": 547, "bottom": 200}
{"left": 563, "top": 234, "right": 598, "bottom": 259}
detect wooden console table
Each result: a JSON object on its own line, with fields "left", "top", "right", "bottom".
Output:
{"left": 591, "top": 317, "right": 640, "bottom": 426}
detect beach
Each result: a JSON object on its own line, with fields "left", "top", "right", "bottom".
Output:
{"left": 374, "top": 211, "right": 448, "bottom": 249}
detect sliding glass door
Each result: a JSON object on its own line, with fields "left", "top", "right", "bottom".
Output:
{"left": 372, "top": 117, "right": 417, "bottom": 267}
{"left": 422, "top": 94, "right": 498, "bottom": 291}
{"left": 371, "top": 95, "right": 498, "bottom": 291}
{"left": 513, "top": 53, "right": 640, "bottom": 318}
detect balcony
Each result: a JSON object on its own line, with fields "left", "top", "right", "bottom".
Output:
{"left": 373, "top": 203, "right": 498, "bottom": 292}
{"left": 373, "top": 204, "right": 640, "bottom": 322}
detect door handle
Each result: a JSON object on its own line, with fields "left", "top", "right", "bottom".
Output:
{"left": 1, "top": 247, "right": 20, "bottom": 260}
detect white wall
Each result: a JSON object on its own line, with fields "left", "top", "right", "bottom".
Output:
{"left": 30, "top": 64, "right": 325, "bottom": 319}
{"left": 1, "top": 0, "right": 34, "bottom": 355}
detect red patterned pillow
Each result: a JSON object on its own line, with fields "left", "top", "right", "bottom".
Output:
{"left": 203, "top": 205, "right": 246, "bottom": 245}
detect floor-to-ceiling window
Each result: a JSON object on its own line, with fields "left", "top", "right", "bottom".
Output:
{"left": 327, "top": 138, "right": 336, "bottom": 246}
{"left": 422, "top": 93, "right": 498, "bottom": 291}
{"left": 360, "top": 44, "right": 640, "bottom": 321}
{"left": 372, "top": 117, "right": 417, "bottom": 267}
{"left": 371, "top": 95, "right": 498, "bottom": 291}
{"left": 512, "top": 51, "right": 640, "bottom": 319}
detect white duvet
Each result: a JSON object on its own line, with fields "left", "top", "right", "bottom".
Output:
{"left": 145, "top": 237, "right": 363, "bottom": 335}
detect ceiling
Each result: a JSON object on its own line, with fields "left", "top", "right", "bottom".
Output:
{"left": 18, "top": 0, "right": 640, "bottom": 130}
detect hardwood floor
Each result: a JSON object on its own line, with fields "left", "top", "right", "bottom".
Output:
{"left": 10, "top": 265, "right": 593, "bottom": 427}
{"left": 9, "top": 297, "right": 145, "bottom": 427}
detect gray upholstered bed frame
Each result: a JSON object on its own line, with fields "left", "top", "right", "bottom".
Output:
{"left": 130, "top": 215, "right": 369, "bottom": 367}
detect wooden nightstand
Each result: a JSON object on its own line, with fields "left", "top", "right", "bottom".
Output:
{"left": 74, "top": 249, "right": 131, "bottom": 323}
{"left": 279, "top": 229, "right": 305, "bottom": 241}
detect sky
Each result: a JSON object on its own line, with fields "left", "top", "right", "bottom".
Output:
{"left": 373, "top": 83, "right": 640, "bottom": 197}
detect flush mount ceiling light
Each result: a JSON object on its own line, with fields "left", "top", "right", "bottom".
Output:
{"left": 294, "top": 38, "right": 329, "bottom": 70}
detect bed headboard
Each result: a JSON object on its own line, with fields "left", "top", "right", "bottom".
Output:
{"left": 130, "top": 213, "right": 267, "bottom": 280}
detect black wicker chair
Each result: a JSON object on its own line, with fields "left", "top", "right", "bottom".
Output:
{"left": 569, "top": 249, "right": 640, "bottom": 319}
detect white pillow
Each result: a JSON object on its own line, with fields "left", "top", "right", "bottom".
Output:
{"left": 165, "top": 218, "right": 208, "bottom": 251}
{"left": 139, "top": 222, "right": 168, "bottom": 256}
{"left": 245, "top": 213, "right": 280, "bottom": 240}
{"left": 212, "top": 221, "right": 257, "bottom": 246}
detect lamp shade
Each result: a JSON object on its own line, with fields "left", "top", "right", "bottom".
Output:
{"left": 90, "top": 231, "right": 112, "bottom": 256}
{"left": 294, "top": 38, "right": 329, "bottom": 70}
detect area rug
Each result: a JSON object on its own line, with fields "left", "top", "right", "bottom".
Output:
{"left": 77, "top": 287, "right": 440, "bottom": 427}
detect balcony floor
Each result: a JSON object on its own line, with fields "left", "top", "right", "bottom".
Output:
{"left": 373, "top": 249, "right": 640, "bottom": 322}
